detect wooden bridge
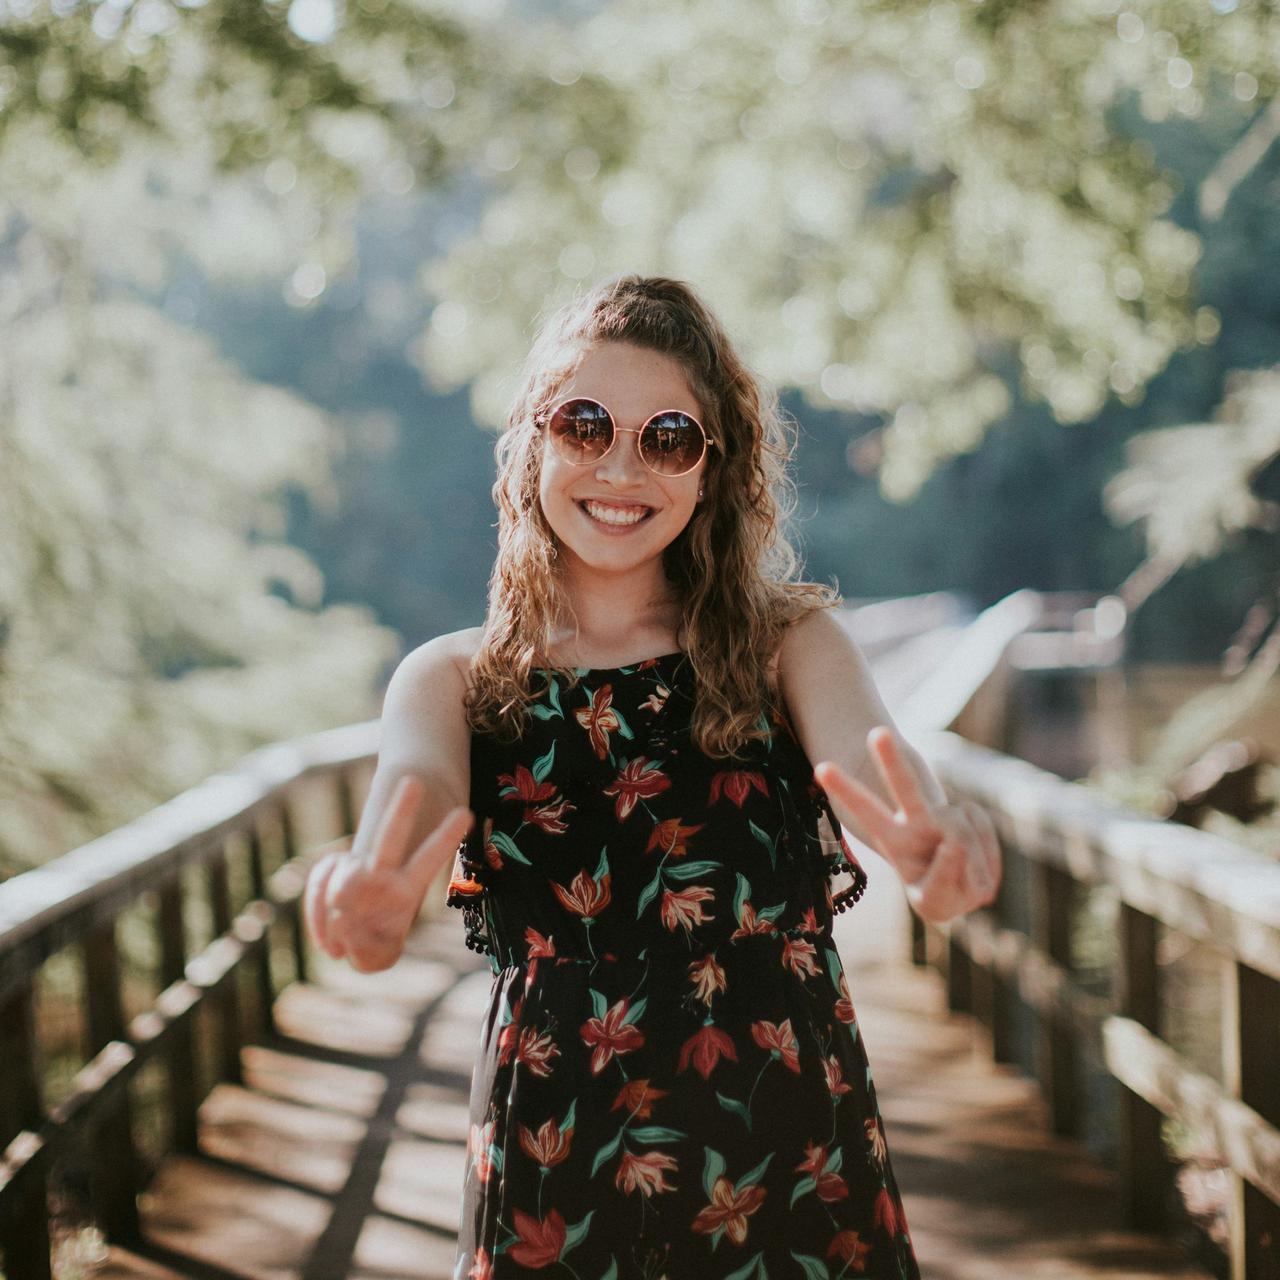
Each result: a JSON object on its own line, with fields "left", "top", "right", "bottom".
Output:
{"left": 2, "top": 592, "right": 1278, "bottom": 1279}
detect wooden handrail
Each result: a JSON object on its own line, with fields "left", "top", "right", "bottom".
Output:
{"left": 915, "top": 729, "right": 1280, "bottom": 1280}
{"left": 0, "top": 720, "right": 380, "bottom": 1279}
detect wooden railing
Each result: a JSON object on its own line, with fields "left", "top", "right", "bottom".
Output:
{"left": 915, "top": 729, "right": 1280, "bottom": 1280}
{"left": 0, "top": 722, "right": 379, "bottom": 1280}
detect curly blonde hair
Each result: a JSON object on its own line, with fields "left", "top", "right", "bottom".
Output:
{"left": 465, "top": 275, "right": 838, "bottom": 758}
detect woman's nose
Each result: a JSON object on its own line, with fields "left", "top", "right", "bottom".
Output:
{"left": 594, "top": 426, "right": 647, "bottom": 485}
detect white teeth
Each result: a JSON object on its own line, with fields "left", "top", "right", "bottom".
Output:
{"left": 583, "top": 500, "right": 650, "bottom": 527}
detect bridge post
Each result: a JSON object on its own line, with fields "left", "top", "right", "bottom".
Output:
{"left": 246, "top": 822, "right": 278, "bottom": 1038}
{"left": 0, "top": 979, "right": 52, "bottom": 1280}
{"left": 157, "top": 875, "right": 199, "bottom": 1153}
{"left": 1114, "top": 902, "right": 1169, "bottom": 1232}
{"left": 208, "top": 850, "right": 244, "bottom": 1086}
{"left": 1224, "top": 961, "right": 1280, "bottom": 1280}
{"left": 1033, "top": 862, "right": 1078, "bottom": 1136}
{"left": 280, "top": 801, "right": 310, "bottom": 985}
{"left": 83, "top": 920, "right": 142, "bottom": 1245}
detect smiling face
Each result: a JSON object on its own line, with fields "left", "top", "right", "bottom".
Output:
{"left": 537, "top": 341, "right": 708, "bottom": 585}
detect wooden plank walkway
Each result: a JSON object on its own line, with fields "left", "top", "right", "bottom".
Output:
{"left": 93, "top": 878, "right": 1213, "bottom": 1280}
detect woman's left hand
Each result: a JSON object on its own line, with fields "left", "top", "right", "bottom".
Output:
{"left": 814, "top": 727, "right": 1002, "bottom": 924}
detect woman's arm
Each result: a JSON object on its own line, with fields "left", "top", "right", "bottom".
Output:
{"left": 775, "top": 608, "right": 1000, "bottom": 923}
{"left": 303, "top": 628, "right": 480, "bottom": 970}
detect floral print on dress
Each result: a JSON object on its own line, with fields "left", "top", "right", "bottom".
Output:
{"left": 448, "top": 652, "right": 917, "bottom": 1278}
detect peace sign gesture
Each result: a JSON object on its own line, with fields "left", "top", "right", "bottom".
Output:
{"left": 814, "top": 727, "right": 1001, "bottom": 924}
{"left": 304, "top": 774, "right": 474, "bottom": 973}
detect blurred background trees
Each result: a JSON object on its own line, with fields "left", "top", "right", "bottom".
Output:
{"left": 2, "top": 0, "right": 1278, "bottom": 869}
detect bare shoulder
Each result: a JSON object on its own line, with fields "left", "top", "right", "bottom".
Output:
{"left": 388, "top": 626, "right": 483, "bottom": 699}
{"left": 775, "top": 605, "right": 871, "bottom": 686}
{"left": 378, "top": 627, "right": 483, "bottom": 774}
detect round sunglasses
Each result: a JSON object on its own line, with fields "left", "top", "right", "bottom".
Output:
{"left": 541, "top": 396, "right": 715, "bottom": 478}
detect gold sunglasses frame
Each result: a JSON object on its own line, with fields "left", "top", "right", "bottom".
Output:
{"left": 540, "top": 395, "right": 717, "bottom": 479}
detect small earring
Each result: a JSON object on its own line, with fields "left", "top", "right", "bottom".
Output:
{"left": 697, "top": 484, "right": 705, "bottom": 499}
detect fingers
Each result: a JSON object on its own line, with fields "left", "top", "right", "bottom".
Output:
{"left": 304, "top": 852, "right": 341, "bottom": 957}
{"left": 368, "top": 774, "right": 427, "bottom": 872}
{"left": 866, "top": 727, "right": 933, "bottom": 824}
{"left": 405, "top": 805, "right": 475, "bottom": 890}
{"left": 813, "top": 759, "right": 899, "bottom": 851}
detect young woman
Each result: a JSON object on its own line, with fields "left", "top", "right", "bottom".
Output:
{"left": 305, "top": 276, "right": 1001, "bottom": 1279}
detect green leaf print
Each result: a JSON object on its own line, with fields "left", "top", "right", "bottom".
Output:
{"left": 612, "top": 706, "right": 634, "bottom": 739}
{"left": 715, "top": 1092, "right": 752, "bottom": 1131}
{"left": 636, "top": 866, "right": 663, "bottom": 918}
{"left": 628, "top": 1125, "right": 686, "bottom": 1143}
{"left": 596, "top": 1263, "right": 618, "bottom": 1280}
{"left": 561, "top": 1099, "right": 577, "bottom": 1132}
{"left": 701, "top": 1146, "right": 726, "bottom": 1198}
{"left": 737, "top": 1150, "right": 774, "bottom": 1188}
{"left": 733, "top": 872, "right": 751, "bottom": 921}
{"left": 590, "top": 1132, "right": 623, "bottom": 1177}
{"left": 563, "top": 1209, "right": 594, "bottom": 1253}
{"left": 531, "top": 740, "right": 556, "bottom": 783}
{"left": 489, "top": 830, "right": 532, "bottom": 865}
{"left": 724, "top": 1253, "right": 764, "bottom": 1280}
{"left": 748, "top": 820, "right": 775, "bottom": 858}
{"left": 825, "top": 1146, "right": 844, "bottom": 1173}
{"left": 664, "top": 859, "right": 721, "bottom": 880}
{"left": 623, "top": 996, "right": 647, "bottom": 1025}
{"left": 790, "top": 1252, "right": 828, "bottom": 1280}
{"left": 756, "top": 902, "right": 786, "bottom": 922}
{"left": 789, "top": 1175, "right": 816, "bottom": 1207}
{"left": 593, "top": 845, "right": 610, "bottom": 882}
{"left": 825, "top": 947, "right": 844, "bottom": 993}
{"left": 590, "top": 988, "right": 607, "bottom": 1019}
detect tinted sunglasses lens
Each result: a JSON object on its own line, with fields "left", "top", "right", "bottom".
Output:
{"left": 641, "top": 412, "right": 706, "bottom": 475}
{"left": 547, "top": 399, "right": 613, "bottom": 461}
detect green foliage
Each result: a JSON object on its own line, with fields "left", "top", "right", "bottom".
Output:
{"left": 417, "top": 0, "right": 1277, "bottom": 497}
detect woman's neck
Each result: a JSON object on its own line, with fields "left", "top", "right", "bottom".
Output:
{"left": 548, "top": 560, "right": 684, "bottom": 666}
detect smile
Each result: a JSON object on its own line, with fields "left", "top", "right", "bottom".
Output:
{"left": 578, "top": 499, "right": 655, "bottom": 528}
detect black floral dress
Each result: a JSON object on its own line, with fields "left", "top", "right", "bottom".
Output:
{"left": 446, "top": 652, "right": 919, "bottom": 1280}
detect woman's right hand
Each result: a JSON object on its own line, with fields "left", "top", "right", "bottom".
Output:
{"left": 303, "top": 774, "right": 474, "bottom": 973}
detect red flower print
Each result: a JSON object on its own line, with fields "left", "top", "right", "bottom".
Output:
{"left": 750, "top": 1018, "right": 802, "bottom": 1073}
{"left": 795, "top": 1141, "right": 849, "bottom": 1203}
{"left": 527, "top": 795, "right": 576, "bottom": 834}
{"left": 517, "top": 1117, "right": 573, "bottom": 1167}
{"left": 640, "top": 685, "right": 670, "bottom": 714}
{"left": 660, "top": 885, "right": 714, "bottom": 934}
{"left": 865, "top": 1117, "right": 888, "bottom": 1165}
{"left": 874, "top": 1186, "right": 909, "bottom": 1237}
{"left": 497, "top": 764, "right": 556, "bottom": 806}
{"left": 677, "top": 1024, "right": 738, "bottom": 1080}
{"left": 834, "top": 969, "right": 857, "bottom": 1024}
{"left": 469, "top": 1118, "right": 497, "bottom": 1183}
{"left": 574, "top": 684, "right": 620, "bottom": 759}
{"left": 687, "top": 952, "right": 727, "bottom": 1005}
{"left": 525, "top": 926, "right": 556, "bottom": 957}
{"left": 481, "top": 817, "right": 504, "bottom": 871}
{"left": 645, "top": 817, "right": 704, "bottom": 857}
{"left": 826, "top": 1230, "right": 873, "bottom": 1270}
{"left": 708, "top": 769, "right": 768, "bottom": 808}
{"left": 509, "top": 1208, "right": 566, "bottom": 1268}
{"left": 782, "top": 935, "right": 820, "bottom": 980}
{"left": 729, "top": 900, "right": 776, "bottom": 939}
{"left": 691, "top": 1175, "right": 767, "bottom": 1245}
{"left": 824, "top": 1054, "right": 852, "bottom": 1098}
{"left": 467, "top": 1248, "right": 493, "bottom": 1280}
{"left": 551, "top": 868, "right": 611, "bottom": 919}
{"left": 799, "top": 906, "right": 820, "bottom": 933}
{"left": 516, "top": 1025, "right": 561, "bottom": 1077}
{"left": 611, "top": 1078, "right": 669, "bottom": 1121}
{"left": 615, "top": 1150, "right": 679, "bottom": 1197}
{"left": 580, "top": 998, "right": 645, "bottom": 1075}
{"left": 604, "top": 757, "right": 671, "bottom": 821}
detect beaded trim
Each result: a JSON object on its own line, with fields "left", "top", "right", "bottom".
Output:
{"left": 445, "top": 835, "right": 495, "bottom": 956}
{"left": 816, "top": 794, "right": 868, "bottom": 914}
